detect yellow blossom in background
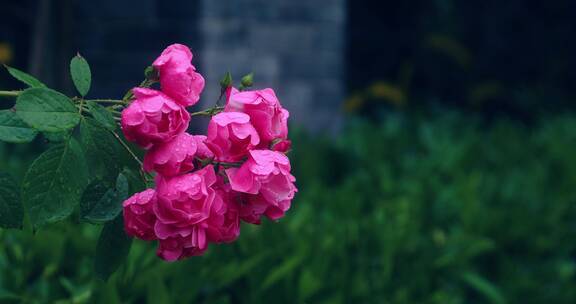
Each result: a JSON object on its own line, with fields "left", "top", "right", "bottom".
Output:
{"left": 468, "top": 82, "right": 503, "bottom": 106}
{"left": 0, "top": 42, "right": 13, "bottom": 64}
{"left": 343, "top": 94, "right": 364, "bottom": 113}
{"left": 368, "top": 82, "right": 406, "bottom": 107}
{"left": 344, "top": 82, "right": 407, "bottom": 113}
{"left": 426, "top": 34, "right": 471, "bottom": 69}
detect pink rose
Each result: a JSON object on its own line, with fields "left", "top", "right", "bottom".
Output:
{"left": 225, "top": 88, "right": 290, "bottom": 151}
{"left": 226, "top": 150, "right": 297, "bottom": 224}
{"left": 237, "top": 194, "right": 291, "bottom": 224}
{"left": 206, "top": 198, "right": 240, "bottom": 243}
{"left": 155, "top": 189, "right": 239, "bottom": 261}
{"left": 271, "top": 138, "right": 292, "bottom": 153}
{"left": 155, "top": 224, "right": 209, "bottom": 260}
{"left": 155, "top": 165, "right": 217, "bottom": 227}
{"left": 154, "top": 166, "right": 218, "bottom": 261}
{"left": 206, "top": 112, "right": 260, "bottom": 162}
{"left": 152, "top": 43, "right": 205, "bottom": 107}
{"left": 225, "top": 86, "right": 239, "bottom": 103}
{"left": 143, "top": 132, "right": 198, "bottom": 177}
{"left": 121, "top": 88, "right": 190, "bottom": 149}
{"left": 192, "top": 135, "right": 214, "bottom": 160}
{"left": 123, "top": 189, "right": 157, "bottom": 241}
{"left": 205, "top": 180, "right": 240, "bottom": 243}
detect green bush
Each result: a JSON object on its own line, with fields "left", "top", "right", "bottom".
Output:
{"left": 1, "top": 113, "right": 576, "bottom": 303}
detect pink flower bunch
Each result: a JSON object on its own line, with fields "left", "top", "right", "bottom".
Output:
{"left": 120, "top": 44, "right": 297, "bottom": 261}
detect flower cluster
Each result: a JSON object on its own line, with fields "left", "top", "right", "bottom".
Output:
{"left": 121, "top": 44, "right": 297, "bottom": 261}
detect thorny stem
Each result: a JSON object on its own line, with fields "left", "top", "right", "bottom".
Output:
{"left": 76, "top": 104, "right": 90, "bottom": 113}
{"left": 108, "top": 105, "right": 124, "bottom": 113}
{"left": 196, "top": 157, "right": 243, "bottom": 168}
{"left": 215, "top": 88, "right": 226, "bottom": 106}
{"left": 111, "top": 131, "right": 142, "bottom": 167}
{"left": 190, "top": 106, "right": 224, "bottom": 117}
{"left": 213, "top": 161, "right": 243, "bottom": 168}
{"left": 107, "top": 107, "right": 122, "bottom": 114}
{"left": 110, "top": 130, "right": 148, "bottom": 183}
{"left": 78, "top": 100, "right": 84, "bottom": 115}
{"left": 122, "top": 79, "right": 155, "bottom": 102}
{"left": 88, "top": 99, "right": 125, "bottom": 105}
{"left": 0, "top": 90, "right": 21, "bottom": 97}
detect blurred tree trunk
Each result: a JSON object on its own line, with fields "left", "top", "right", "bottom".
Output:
{"left": 29, "top": 0, "right": 50, "bottom": 78}
{"left": 28, "top": 0, "right": 76, "bottom": 93}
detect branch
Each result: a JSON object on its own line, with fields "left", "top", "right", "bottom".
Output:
{"left": 0, "top": 90, "right": 21, "bottom": 98}
{"left": 190, "top": 106, "right": 224, "bottom": 117}
{"left": 110, "top": 131, "right": 143, "bottom": 167}
{"left": 88, "top": 99, "right": 126, "bottom": 105}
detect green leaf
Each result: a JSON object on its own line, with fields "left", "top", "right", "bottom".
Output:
{"left": 70, "top": 54, "right": 91, "bottom": 97}
{"left": 80, "top": 118, "right": 121, "bottom": 182}
{"left": 461, "top": 272, "right": 506, "bottom": 304}
{"left": 42, "top": 130, "right": 72, "bottom": 143}
{"left": 80, "top": 181, "right": 118, "bottom": 223}
{"left": 94, "top": 215, "right": 132, "bottom": 281}
{"left": 116, "top": 173, "right": 129, "bottom": 201}
{"left": 0, "top": 288, "right": 21, "bottom": 301}
{"left": 146, "top": 277, "right": 170, "bottom": 303}
{"left": 0, "top": 171, "right": 24, "bottom": 228}
{"left": 214, "top": 251, "right": 270, "bottom": 289}
{"left": 261, "top": 254, "right": 304, "bottom": 290}
{"left": 0, "top": 110, "right": 38, "bottom": 143}
{"left": 80, "top": 174, "right": 127, "bottom": 223}
{"left": 86, "top": 101, "right": 116, "bottom": 130}
{"left": 122, "top": 168, "right": 146, "bottom": 195}
{"left": 4, "top": 65, "right": 46, "bottom": 88}
{"left": 298, "top": 270, "right": 322, "bottom": 301}
{"left": 92, "top": 280, "right": 121, "bottom": 304}
{"left": 22, "top": 138, "right": 87, "bottom": 228}
{"left": 16, "top": 88, "right": 80, "bottom": 132}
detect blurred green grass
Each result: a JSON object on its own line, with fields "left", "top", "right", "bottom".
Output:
{"left": 2, "top": 112, "right": 576, "bottom": 303}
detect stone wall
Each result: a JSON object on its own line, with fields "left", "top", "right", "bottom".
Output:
{"left": 76, "top": 0, "right": 346, "bottom": 133}
{"left": 199, "top": 0, "right": 346, "bottom": 133}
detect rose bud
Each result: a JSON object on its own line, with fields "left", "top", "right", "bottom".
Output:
{"left": 153, "top": 43, "right": 205, "bottom": 107}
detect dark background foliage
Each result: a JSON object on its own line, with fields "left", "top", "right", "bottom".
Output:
{"left": 2, "top": 0, "right": 576, "bottom": 303}
{"left": 348, "top": 0, "right": 576, "bottom": 120}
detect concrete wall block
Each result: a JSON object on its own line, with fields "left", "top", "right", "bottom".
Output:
{"left": 200, "top": 19, "right": 248, "bottom": 48}
{"left": 314, "top": 78, "right": 345, "bottom": 107}
{"left": 201, "top": 1, "right": 248, "bottom": 19}
{"left": 276, "top": 82, "right": 314, "bottom": 126}
{"left": 248, "top": 55, "right": 280, "bottom": 86}
{"left": 313, "top": 25, "right": 346, "bottom": 51}
{"left": 281, "top": 51, "right": 343, "bottom": 79}
{"left": 76, "top": 0, "right": 157, "bottom": 21}
{"left": 200, "top": 48, "right": 252, "bottom": 80}
{"left": 276, "top": 0, "right": 346, "bottom": 23}
{"left": 199, "top": 0, "right": 345, "bottom": 133}
{"left": 249, "top": 26, "right": 316, "bottom": 55}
